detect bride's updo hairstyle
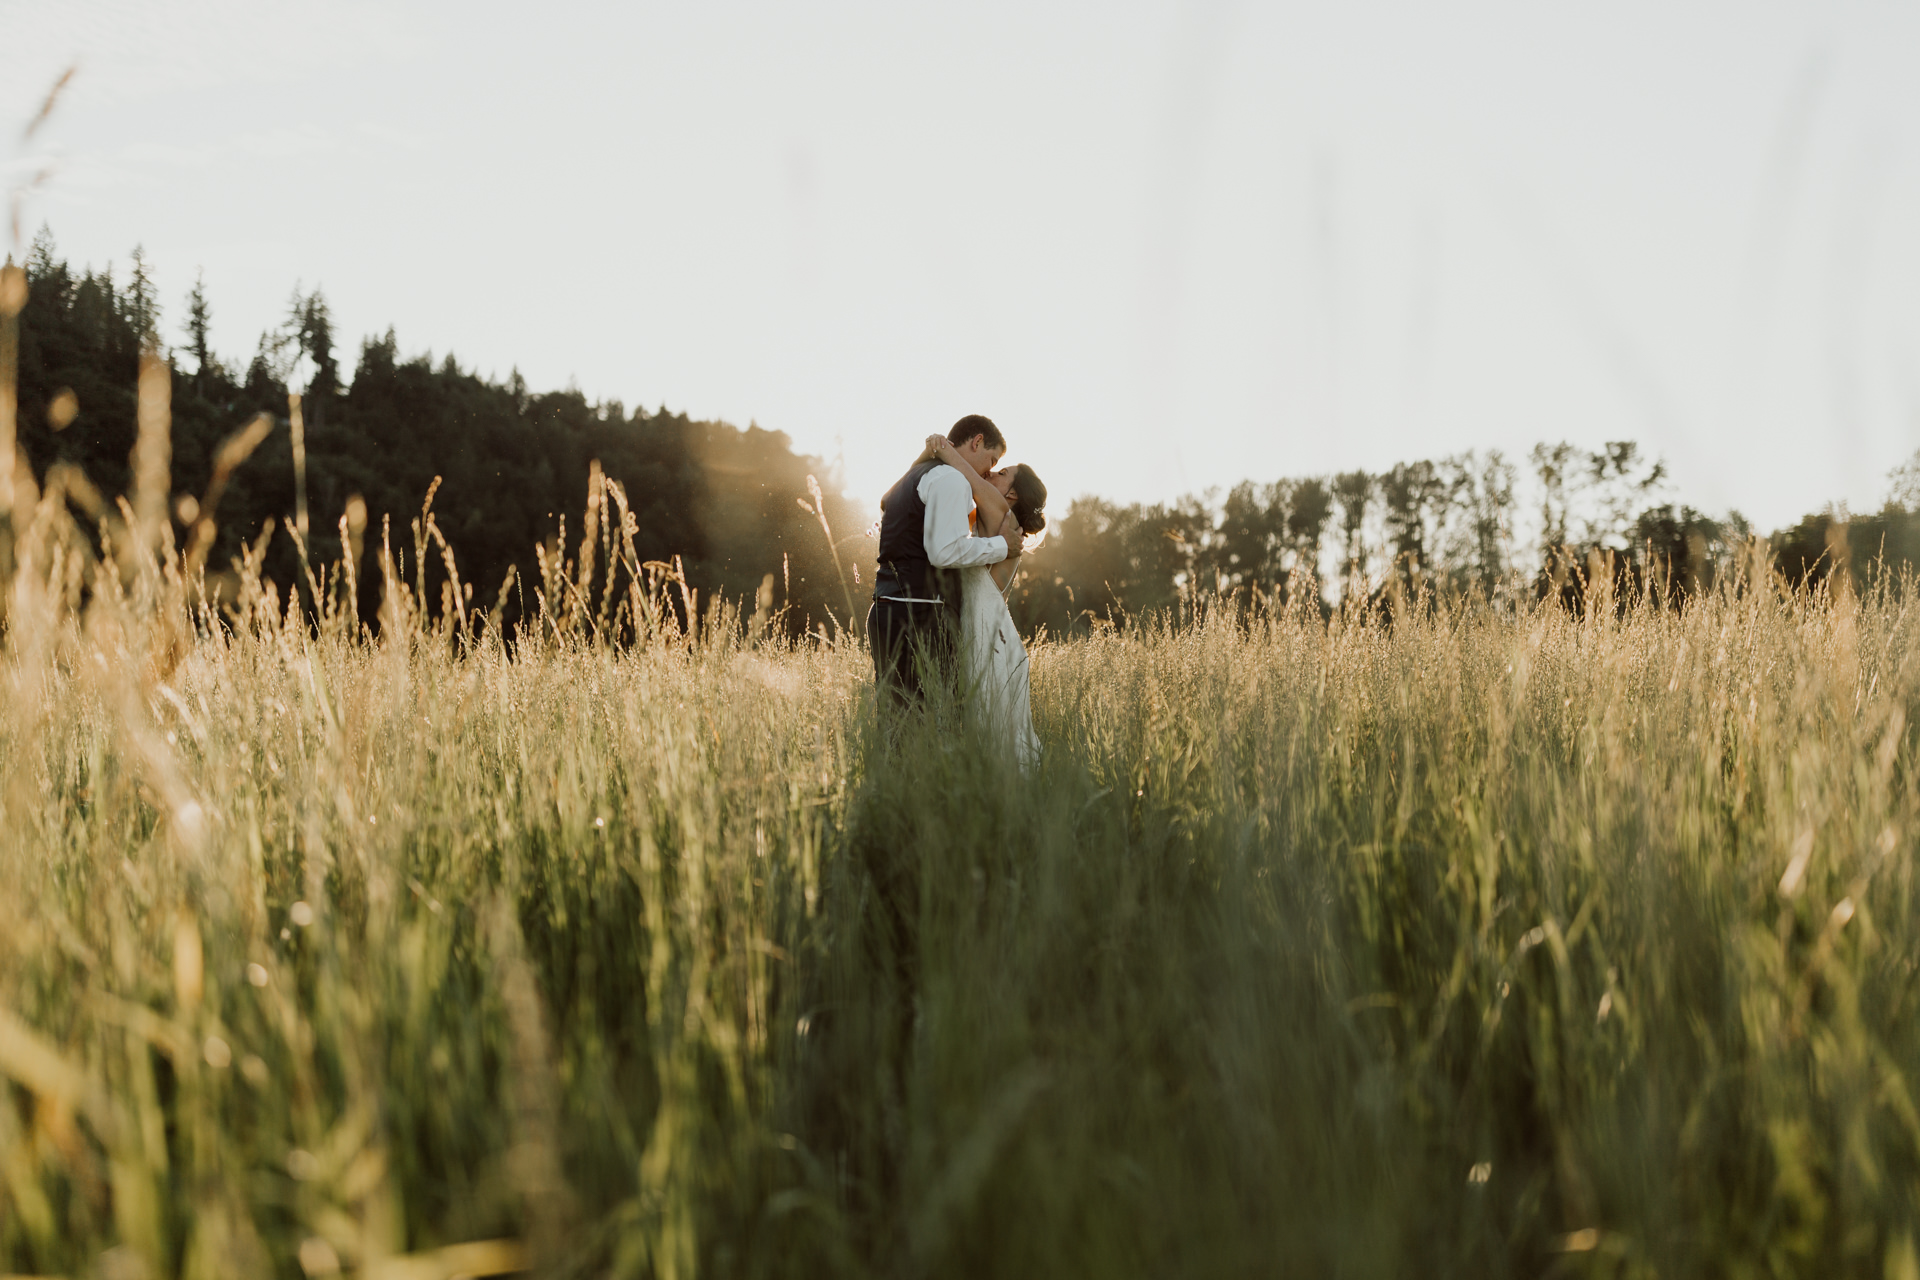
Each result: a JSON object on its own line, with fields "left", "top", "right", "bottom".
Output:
{"left": 1007, "top": 464, "right": 1049, "bottom": 544}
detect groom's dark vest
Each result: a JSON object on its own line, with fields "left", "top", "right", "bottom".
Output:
{"left": 873, "top": 459, "right": 962, "bottom": 612}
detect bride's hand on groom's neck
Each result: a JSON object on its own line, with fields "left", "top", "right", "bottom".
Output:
{"left": 998, "top": 511, "right": 1023, "bottom": 558}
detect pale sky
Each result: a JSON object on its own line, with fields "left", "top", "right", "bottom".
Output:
{"left": 5, "top": 0, "right": 1919, "bottom": 532}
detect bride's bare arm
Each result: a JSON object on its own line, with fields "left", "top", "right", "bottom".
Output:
{"left": 990, "top": 519, "right": 1023, "bottom": 590}
{"left": 923, "top": 434, "right": 1010, "bottom": 529}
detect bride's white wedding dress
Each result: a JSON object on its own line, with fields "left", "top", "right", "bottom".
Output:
{"left": 959, "top": 560, "right": 1041, "bottom": 771}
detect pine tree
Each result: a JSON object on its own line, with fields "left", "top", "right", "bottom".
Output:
{"left": 183, "top": 271, "right": 214, "bottom": 390}
{"left": 27, "top": 225, "right": 58, "bottom": 283}
{"left": 272, "top": 286, "right": 338, "bottom": 424}
{"left": 126, "top": 244, "right": 159, "bottom": 353}
{"left": 301, "top": 289, "right": 338, "bottom": 404}
{"left": 246, "top": 331, "right": 284, "bottom": 409}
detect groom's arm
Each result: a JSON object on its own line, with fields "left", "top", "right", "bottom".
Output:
{"left": 921, "top": 467, "right": 1010, "bottom": 568}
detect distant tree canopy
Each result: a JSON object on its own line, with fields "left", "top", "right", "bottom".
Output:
{"left": 1011, "top": 439, "right": 1920, "bottom": 635}
{"left": 11, "top": 229, "right": 873, "bottom": 638}
{"left": 10, "top": 228, "right": 1920, "bottom": 643}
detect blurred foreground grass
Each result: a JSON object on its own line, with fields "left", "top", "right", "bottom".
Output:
{"left": 2, "top": 380, "right": 1920, "bottom": 1279}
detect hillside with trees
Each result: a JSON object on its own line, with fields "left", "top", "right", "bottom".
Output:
{"left": 10, "top": 230, "right": 873, "bottom": 639}
{"left": 9, "top": 228, "right": 1920, "bottom": 642}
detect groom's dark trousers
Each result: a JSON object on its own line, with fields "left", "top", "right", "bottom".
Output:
{"left": 867, "top": 596, "right": 955, "bottom": 708}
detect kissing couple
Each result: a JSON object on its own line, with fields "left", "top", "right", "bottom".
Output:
{"left": 866, "top": 414, "right": 1049, "bottom": 770}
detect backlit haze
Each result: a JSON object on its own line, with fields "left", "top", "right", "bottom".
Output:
{"left": 5, "top": 0, "right": 1919, "bottom": 531}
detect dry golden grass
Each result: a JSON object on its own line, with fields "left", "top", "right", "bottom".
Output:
{"left": 1, "top": 287, "right": 1919, "bottom": 1274}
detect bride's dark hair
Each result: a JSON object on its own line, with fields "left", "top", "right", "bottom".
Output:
{"left": 1007, "top": 464, "right": 1048, "bottom": 538}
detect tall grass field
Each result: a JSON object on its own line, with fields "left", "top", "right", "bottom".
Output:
{"left": 3, "top": 369, "right": 1920, "bottom": 1277}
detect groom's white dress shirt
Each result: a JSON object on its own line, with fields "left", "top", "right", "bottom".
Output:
{"left": 922, "top": 466, "right": 1009, "bottom": 571}
{"left": 878, "top": 465, "right": 1007, "bottom": 603}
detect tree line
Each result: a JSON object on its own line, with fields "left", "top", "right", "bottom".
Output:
{"left": 1005, "top": 438, "right": 1920, "bottom": 634}
{"left": 10, "top": 229, "right": 1919, "bottom": 642}
{"left": 10, "top": 230, "right": 873, "bottom": 638}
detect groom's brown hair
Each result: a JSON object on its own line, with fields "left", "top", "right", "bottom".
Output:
{"left": 947, "top": 414, "right": 1004, "bottom": 452}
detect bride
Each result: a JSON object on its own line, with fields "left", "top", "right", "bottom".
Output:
{"left": 922, "top": 433, "right": 1048, "bottom": 770}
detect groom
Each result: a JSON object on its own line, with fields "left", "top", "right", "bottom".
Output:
{"left": 868, "top": 414, "right": 1024, "bottom": 705}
